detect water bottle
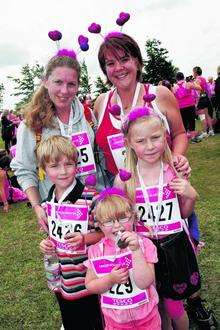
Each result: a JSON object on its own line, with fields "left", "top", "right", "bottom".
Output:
{"left": 44, "top": 254, "right": 60, "bottom": 292}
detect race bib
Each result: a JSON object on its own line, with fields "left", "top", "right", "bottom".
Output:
{"left": 71, "top": 131, "right": 96, "bottom": 176}
{"left": 46, "top": 202, "right": 89, "bottom": 254}
{"left": 136, "top": 184, "right": 183, "bottom": 235}
{"left": 107, "top": 133, "right": 126, "bottom": 170}
{"left": 91, "top": 251, "right": 149, "bottom": 309}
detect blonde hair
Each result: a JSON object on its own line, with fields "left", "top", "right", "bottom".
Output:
{"left": 95, "top": 195, "right": 133, "bottom": 222}
{"left": 36, "top": 135, "right": 78, "bottom": 170}
{"left": 124, "top": 115, "right": 175, "bottom": 201}
{"left": 22, "top": 56, "right": 81, "bottom": 133}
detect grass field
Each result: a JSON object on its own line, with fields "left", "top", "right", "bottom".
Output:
{"left": 0, "top": 133, "right": 219, "bottom": 329}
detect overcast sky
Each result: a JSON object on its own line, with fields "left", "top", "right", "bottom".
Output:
{"left": 0, "top": 0, "right": 219, "bottom": 108}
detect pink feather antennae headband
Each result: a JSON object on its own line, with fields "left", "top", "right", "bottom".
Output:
{"left": 121, "top": 106, "right": 162, "bottom": 134}
{"left": 48, "top": 30, "right": 89, "bottom": 59}
{"left": 97, "top": 187, "right": 127, "bottom": 202}
{"left": 87, "top": 12, "right": 130, "bottom": 40}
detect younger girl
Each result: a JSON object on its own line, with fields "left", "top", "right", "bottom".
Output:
{"left": 115, "top": 107, "right": 201, "bottom": 329}
{"left": 84, "top": 187, "right": 161, "bottom": 329}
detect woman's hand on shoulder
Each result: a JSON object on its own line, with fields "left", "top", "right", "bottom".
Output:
{"left": 173, "top": 154, "right": 191, "bottom": 178}
{"left": 169, "top": 177, "right": 198, "bottom": 200}
{"left": 93, "top": 93, "right": 107, "bottom": 121}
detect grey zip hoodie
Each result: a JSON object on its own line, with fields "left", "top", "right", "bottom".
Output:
{"left": 11, "top": 98, "right": 94, "bottom": 201}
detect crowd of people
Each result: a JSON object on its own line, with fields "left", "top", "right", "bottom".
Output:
{"left": 0, "top": 28, "right": 219, "bottom": 330}
{"left": 161, "top": 66, "right": 220, "bottom": 143}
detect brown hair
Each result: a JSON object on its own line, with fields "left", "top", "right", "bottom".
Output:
{"left": 98, "top": 33, "right": 143, "bottom": 82}
{"left": 22, "top": 56, "right": 81, "bottom": 133}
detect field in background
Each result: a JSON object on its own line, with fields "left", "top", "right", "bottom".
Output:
{"left": 0, "top": 134, "right": 219, "bottom": 329}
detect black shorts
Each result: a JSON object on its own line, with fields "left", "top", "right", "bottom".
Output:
{"left": 152, "top": 230, "right": 201, "bottom": 300}
{"left": 197, "top": 95, "right": 211, "bottom": 110}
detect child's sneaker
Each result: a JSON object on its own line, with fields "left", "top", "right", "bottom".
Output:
{"left": 208, "top": 129, "right": 215, "bottom": 136}
{"left": 190, "top": 137, "right": 202, "bottom": 143}
{"left": 197, "top": 131, "right": 209, "bottom": 139}
{"left": 187, "top": 297, "right": 218, "bottom": 329}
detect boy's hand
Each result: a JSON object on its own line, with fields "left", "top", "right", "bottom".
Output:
{"left": 65, "top": 232, "right": 84, "bottom": 249}
{"left": 109, "top": 265, "right": 129, "bottom": 284}
{"left": 39, "top": 237, "right": 56, "bottom": 254}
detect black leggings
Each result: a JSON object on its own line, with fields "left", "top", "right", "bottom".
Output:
{"left": 180, "top": 106, "right": 196, "bottom": 131}
{"left": 56, "top": 293, "right": 103, "bottom": 330}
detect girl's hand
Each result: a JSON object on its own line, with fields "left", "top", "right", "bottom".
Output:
{"left": 169, "top": 177, "right": 196, "bottom": 199}
{"left": 33, "top": 205, "right": 48, "bottom": 233}
{"left": 173, "top": 154, "right": 191, "bottom": 178}
{"left": 39, "top": 237, "right": 56, "bottom": 254}
{"left": 120, "top": 231, "right": 140, "bottom": 252}
{"left": 65, "top": 232, "right": 84, "bottom": 250}
{"left": 109, "top": 265, "right": 129, "bottom": 284}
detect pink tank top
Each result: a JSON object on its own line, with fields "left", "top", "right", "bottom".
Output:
{"left": 174, "top": 81, "right": 195, "bottom": 109}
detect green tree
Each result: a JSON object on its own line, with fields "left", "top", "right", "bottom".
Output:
{"left": 142, "top": 38, "right": 178, "bottom": 85}
{"left": 94, "top": 76, "right": 111, "bottom": 99}
{"left": 78, "top": 60, "right": 92, "bottom": 100}
{"left": 0, "top": 83, "right": 5, "bottom": 110}
{"left": 8, "top": 63, "right": 44, "bottom": 110}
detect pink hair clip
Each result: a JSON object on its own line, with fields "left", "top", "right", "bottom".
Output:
{"left": 97, "top": 187, "right": 126, "bottom": 201}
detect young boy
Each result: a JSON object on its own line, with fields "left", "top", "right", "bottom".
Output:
{"left": 37, "top": 135, "right": 103, "bottom": 330}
